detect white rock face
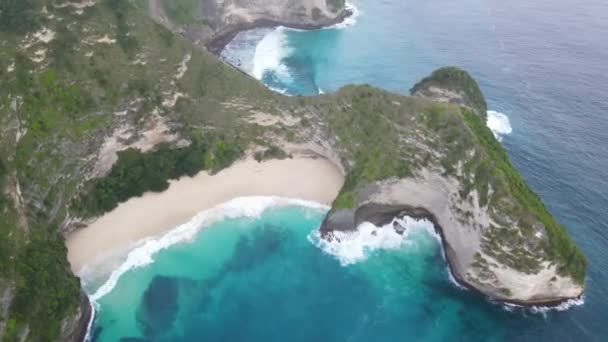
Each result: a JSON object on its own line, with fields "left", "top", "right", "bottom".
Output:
{"left": 370, "top": 170, "right": 482, "bottom": 277}
{"left": 363, "top": 171, "right": 583, "bottom": 304}
{"left": 151, "top": 0, "right": 345, "bottom": 33}
{"left": 220, "top": 0, "right": 340, "bottom": 26}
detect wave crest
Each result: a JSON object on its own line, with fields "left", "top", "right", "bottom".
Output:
{"left": 501, "top": 295, "right": 585, "bottom": 316}
{"left": 329, "top": 2, "right": 362, "bottom": 29}
{"left": 308, "top": 216, "right": 439, "bottom": 266}
{"left": 486, "top": 110, "right": 513, "bottom": 141}
{"left": 252, "top": 27, "right": 293, "bottom": 81}
{"left": 88, "top": 196, "right": 328, "bottom": 302}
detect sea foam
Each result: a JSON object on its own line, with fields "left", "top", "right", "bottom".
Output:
{"left": 250, "top": 1, "right": 361, "bottom": 89}
{"left": 501, "top": 295, "right": 585, "bottom": 315}
{"left": 308, "top": 216, "right": 439, "bottom": 266}
{"left": 329, "top": 2, "right": 362, "bottom": 30}
{"left": 252, "top": 27, "right": 293, "bottom": 81}
{"left": 486, "top": 110, "right": 513, "bottom": 141}
{"left": 88, "top": 196, "right": 328, "bottom": 303}
{"left": 530, "top": 295, "right": 585, "bottom": 313}
{"left": 309, "top": 215, "right": 470, "bottom": 292}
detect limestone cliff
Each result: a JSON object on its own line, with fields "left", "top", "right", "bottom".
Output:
{"left": 148, "top": 0, "right": 350, "bottom": 53}
{"left": 319, "top": 68, "right": 585, "bottom": 305}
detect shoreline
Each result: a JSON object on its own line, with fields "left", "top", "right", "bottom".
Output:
{"left": 206, "top": 8, "right": 354, "bottom": 55}
{"left": 321, "top": 203, "right": 584, "bottom": 309}
{"left": 66, "top": 156, "right": 344, "bottom": 272}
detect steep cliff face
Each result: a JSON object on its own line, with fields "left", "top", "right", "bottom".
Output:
{"left": 58, "top": 293, "right": 91, "bottom": 342}
{"left": 319, "top": 68, "right": 585, "bottom": 305}
{"left": 148, "top": 0, "right": 349, "bottom": 53}
{"left": 206, "top": 0, "right": 345, "bottom": 27}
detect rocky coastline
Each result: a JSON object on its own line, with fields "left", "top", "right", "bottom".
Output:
{"left": 320, "top": 202, "right": 583, "bottom": 308}
{"left": 59, "top": 292, "right": 92, "bottom": 342}
{"left": 206, "top": 7, "right": 354, "bottom": 55}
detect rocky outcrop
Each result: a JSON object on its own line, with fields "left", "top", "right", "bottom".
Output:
{"left": 321, "top": 170, "right": 583, "bottom": 306}
{"left": 148, "top": 0, "right": 351, "bottom": 54}
{"left": 411, "top": 66, "right": 488, "bottom": 120}
{"left": 59, "top": 292, "right": 92, "bottom": 342}
{"left": 0, "top": 285, "right": 14, "bottom": 338}
{"left": 319, "top": 69, "right": 584, "bottom": 307}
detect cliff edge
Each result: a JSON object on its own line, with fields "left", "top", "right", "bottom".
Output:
{"left": 320, "top": 68, "right": 585, "bottom": 306}
{"left": 147, "top": 0, "right": 351, "bottom": 54}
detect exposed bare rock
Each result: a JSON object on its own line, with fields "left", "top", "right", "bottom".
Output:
{"left": 147, "top": 0, "right": 351, "bottom": 54}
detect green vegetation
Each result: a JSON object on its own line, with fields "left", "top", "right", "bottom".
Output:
{"left": 48, "top": 22, "right": 80, "bottom": 71}
{"left": 105, "top": 0, "right": 141, "bottom": 58}
{"left": 0, "top": 0, "right": 587, "bottom": 338}
{"left": 0, "top": 0, "right": 41, "bottom": 33}
{"left": 0, "top": 157, "right": 14, "bottom": 276}
{"left": 411, "top": 67, "right": 488, "bottom": 119}
{"left": 1, "top": 2, "right": 270, "bottom": 338}
{"left": 0, "top": 157, "right": 7, "bottom": 210}
{"left": 9, "top": 228, "right": 81, "bottom": 341}
{"left": 20, "top": 69, "right": 93, "bottom": 136}
{"left": 0, "top": 65, "right": 84, "bottom": 340}
{"left": 334, "top": 147, "right": 413, "bottom": 209}
{"left": 316, "top": 88, "right": 419, "bottom": 209}
{"left": 160, "top": 0, "right": 200, "bottom": 25}
{"left": 73, "top": 136, "right": 243, "bottom": 218}
{"left": 254, "top": 145, "right": 290, "bottom": 162}
{"left": 326, "top": 0, "right": 346, "bottom": 12}
{"left": 14, "top": 68, "right": 96, "bottom": 189}
{"left": 499, "top": 288, "right": 513, "bottom": 297}
{"left": 461, "top": 108, "right": 586, "bottom": 283}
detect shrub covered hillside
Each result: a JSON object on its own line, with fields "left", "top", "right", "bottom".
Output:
{"left": 411, "top": 67, "right": 488, "bottom": 120}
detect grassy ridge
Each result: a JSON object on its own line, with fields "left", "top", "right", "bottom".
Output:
{"left": 160, "top": 0, "right": 200, "bottom": 25}
{"left": 460, "top": 108, "right": 586, "bottom": 284}
{"left": 411, "top": 67, "right": 488, "bottom": 119}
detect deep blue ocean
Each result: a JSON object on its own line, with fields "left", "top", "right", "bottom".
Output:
{"left": 88, "top": 0, "right": 608, "bottom": 340}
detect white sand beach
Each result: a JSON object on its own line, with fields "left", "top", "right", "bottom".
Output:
{"left": 66, "top": 156, "right": 344, "bottom": 272}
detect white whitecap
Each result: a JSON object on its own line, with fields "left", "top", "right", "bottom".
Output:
{"left": 531, "top": 295, "right": 585, "bottom": 313}
{"left": 486, "top": 110, "right": 513, "bottom": 141}
{"left": 308, "top": 216, "right": 439, "bottom": 266}
{"left": 87, "top": 196, "right": 328, "bottom": 302}
{"left": 268, "top": 86, "right": 291, "bottom": 96}
{"left": 252, "top": 27, "right": 293, "bottom": 81}
{"left": 83, "top": 301, "right": 96, "bottom": 342}
{"left": 328, "top": 2, "right": 362, "bottom": 30}
{"left": 500, "top": 295, "right": 584, "bottom": 315}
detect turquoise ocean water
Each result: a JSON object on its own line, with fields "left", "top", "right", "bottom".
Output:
{"left": 88, "top": 0, "right": 608, "bottom": 340}
{"left": 89, "top": 198, "right": 527, "bottom": 342}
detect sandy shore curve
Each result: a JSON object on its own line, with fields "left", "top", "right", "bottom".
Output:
{"left": 66, "top": 157, "right": 344, "bottom": 272}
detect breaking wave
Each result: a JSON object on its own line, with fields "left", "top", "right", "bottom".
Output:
{"left": 268, "top": 86, "right": 291, "bottom": 95}
{"left": 502, "top": 295, "right": 585, "bottom": 315}
{"left": 308, "top": 216, "right": 439, "bottom": 266}
{"left": 87, "top": 197, "right": 328, "bottom": 303}
{"left": 329, "top": 2, "right": 362, "bottom": 29}
{"left": 252, "top": 27, "right": 293, "bottom": 81}
{"left": 486, "top": 110, "right": 513, "bottom": 141}
{"left": 531, "top": 296, "right": 585, "bottom": 313}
